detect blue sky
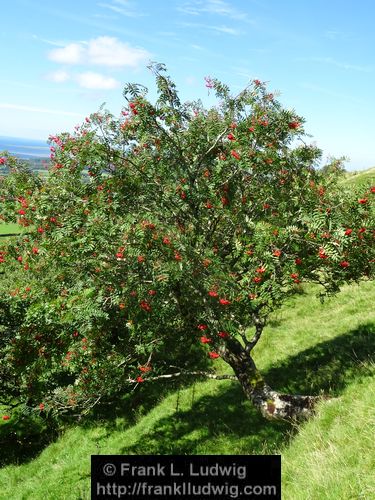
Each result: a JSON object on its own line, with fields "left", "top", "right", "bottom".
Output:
{"left": 1, "top": 0, "right": 374, "bottom": 170}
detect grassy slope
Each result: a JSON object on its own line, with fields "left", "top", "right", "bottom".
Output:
{"left": 283, "top": 376, "right": 375, "bottom": 499}
{"left": 0, "top": 281, "right": 374, "bottom": 499}
{"left": 341, "top": 166, "right": 375, "bottom": 189}
{"left": 0, "top": 223, "right": 25, "bottom": 235}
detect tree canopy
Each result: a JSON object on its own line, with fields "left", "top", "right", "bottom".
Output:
{"left": 1, "top": 63, "right": 373, "bottom": 420}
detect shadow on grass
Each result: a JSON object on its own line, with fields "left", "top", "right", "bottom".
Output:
{"left": 2, "top": 323, "right": 374, "bottom": 464}
{"left": 264, "top": 322, "right": 375, "bottom": 396}
{"left": 119, "top": 322, "right": 375, "bottom": 455}
{"left": 0, "top": 415, "right": 60, "bottom": 468}
{"left": 121, "top": 383, "right": 290, "bottom": 455}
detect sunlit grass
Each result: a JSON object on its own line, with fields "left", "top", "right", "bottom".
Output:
{"left": 255, "top": 281, "right": 374, "bottom": 372}
{"left": 341, "top": 166, "right": 375, "bottom": 189}
{"left": 282, "top": 374, "right": 375, "bottom": 499}
{"left": 0, "top": 223, "right": 25, "bottom": 235}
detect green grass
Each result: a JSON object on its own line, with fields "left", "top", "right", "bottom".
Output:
{"left": 0, "top": 223, "right": 32, "bottom": 247}
{"left": 282, "top": 375, "right": 375, "bottom": 499}
{"left": 0, "top": 281, "right": 374, "bottom": 499}
{"left": 0, "top": 222, "right": 25, "bottom": 235}
{"left": 341, "top": 166, "right": 375, "bottom": 189}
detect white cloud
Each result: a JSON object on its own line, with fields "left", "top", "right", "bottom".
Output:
{"left": 48, "top": 36, "right": 150, "bottom": 68}
{"left": 211, "top": 25, "right": 240, "bottom": 35}
{"left": 178, "top": 0, "right": 251, "bottom": 22}
{"left": 0, "top": 103, "right": 82, "bottom": 117}
{"left": 87, "top": 36, "right": 149, "bottom": 67}
{"left": 203, "top": 0, "right": 248, "bottom": 19}
{"left": 46, "top": 70, "right": 70, "bottom": 83}
{"left": 98, "top": 0, "right": 146, "bottom": 18}
{"left": 76, "top": 72, "right": 120, "bottom": 89}
{"left": 48, "top": 43, "right": 85, "bottom": 64}
{"left": 180, "top": 21, "right": 242, "bottom": 35}
{"left": 178, "top": 4, "right": 200, "bottom": 16}
{"left": 48, "top": 43, "right": 84, "bottom": 64}
{"left": 32, "top": 34, "right": 66, "bottom": 47}
{"left": 92, "top": 13, "right": 117, "bottom": 20}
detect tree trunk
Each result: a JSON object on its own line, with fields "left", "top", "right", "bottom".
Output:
{"left": 221, "top": 337, "right": 319, "bottom": 421}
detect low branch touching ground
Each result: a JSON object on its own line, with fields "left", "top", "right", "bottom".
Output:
{"left": 127, "top": 370, "right": 237, "bottom": 384}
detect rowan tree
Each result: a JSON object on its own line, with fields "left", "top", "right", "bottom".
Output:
{"left": 0, "top": 63, "right": 373, "bottom": 421}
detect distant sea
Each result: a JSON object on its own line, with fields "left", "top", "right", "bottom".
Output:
{"left": 0, "top": 136, "right": 50, "bottom": 159}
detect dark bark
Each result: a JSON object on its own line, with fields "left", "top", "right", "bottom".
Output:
{"left": 221, "top": 337, "right": 319, "bottom": 421}
{"left": 0, "top": 233, "right": 32, "bottom": 237}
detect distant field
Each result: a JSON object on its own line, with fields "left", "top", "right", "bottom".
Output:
{"left": 341, "top": 166, "right": 375, "bottom": 188}
{"left": 0, "top": 136, "right": 49, "bottom": 159}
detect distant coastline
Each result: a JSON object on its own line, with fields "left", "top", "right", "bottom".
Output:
{"left": 0, "top": 135, "right": 49, "bottom": 159}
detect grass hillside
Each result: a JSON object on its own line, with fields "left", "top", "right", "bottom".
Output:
{"left": 0, "top": 223, "right": 26, "bottom": 235}
{"left": 341, "top": 166, "right": 375, "bottom": 189}
{"left": 0, "top": 281, "right": 374, "bottom": 499}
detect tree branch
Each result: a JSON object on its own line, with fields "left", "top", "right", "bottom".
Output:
{"left": 128, "top": 370, "right": 237, "bottom": 384}
{"left": 245, "top": 320, "right": 265, "bottom": 354}
{"left": 203, "top": 129, "right": 228, "bottom": 158}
